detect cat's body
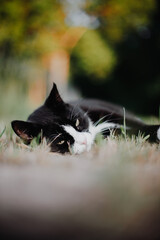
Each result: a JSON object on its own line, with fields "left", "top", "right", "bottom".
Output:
{"left": 12, "top": 83, "right": 160, "bottom": 154}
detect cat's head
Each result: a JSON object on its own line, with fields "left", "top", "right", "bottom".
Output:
{"left": 11, "top": 83, "right": 95, "bottom": 154}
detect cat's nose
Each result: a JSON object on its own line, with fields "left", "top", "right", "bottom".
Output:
{"left": 81, "top": 140, "right": 87, "bottom": 145}
{"left": 79, "top": 137, "right": 87, "bottom": 145}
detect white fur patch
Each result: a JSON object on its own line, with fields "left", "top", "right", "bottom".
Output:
{"left": 63, "top": 125, "right": 93, "bottom": 154}
{"left": 157, "top": 127, "right": 160, "bottom": 140}
{"left": 63, "top": 120, "right": 119, "bottom": 154}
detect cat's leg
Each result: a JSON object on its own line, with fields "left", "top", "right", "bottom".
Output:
{"left": 92, "top": 120, "right": 160, "bottom": 143}
{"left": 127, "top": 125, "right": 160, "bottom": 143}
{"left": 101, "top": 124, "right": 160, "bottom": 143}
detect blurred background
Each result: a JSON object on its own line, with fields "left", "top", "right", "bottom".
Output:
{"left": 0, "top": 0, "right": 160, "bottom": 121}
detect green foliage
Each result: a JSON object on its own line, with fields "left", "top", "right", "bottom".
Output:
{"left": 0, "top": 0, "right": 159, "bottom": 116}
{"left": 72, "top": 30, "right": 116, "bottom": 80}
{"left": 86, "top": 0, "right": 156, "bottom": 42}
{"left": 71, "top": 0, "right": 159, "bottom": 116}
{"left": 0, "top": 0, "right": 65, "bottom": 57}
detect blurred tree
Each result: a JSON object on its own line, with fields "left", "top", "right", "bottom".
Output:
{"left": 0, "top": 1, "right": 85, "bottom": 103}
{"left": 0, "top": 0, "right": 67, "bottom": 57}
{"left": 86, "top": 0, "right": 155, "bottom": 42}
{"left": 71, "top": 0, "right": 160, "bottom": 116}
{"left": 72, "top": 30, "right": 116, "bottom": 81}
{"left": 0, "top": 0, "right": 159, "bottom": 115}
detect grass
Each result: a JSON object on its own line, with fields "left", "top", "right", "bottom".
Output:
{"left": 0, "top": 121, "right": 160, "bottom": 239}
{"left": 1, "top": 58, "right": 160, "bottom": 239}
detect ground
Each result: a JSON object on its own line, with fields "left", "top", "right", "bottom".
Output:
{"left": 0, "top": 123, "right": 160, "bottom": 239}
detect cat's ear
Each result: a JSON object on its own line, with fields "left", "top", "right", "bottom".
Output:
{"left": 11, "top": 120, "right": 42, "bottom": 141}
{"left": 45, "top": 82, "right": 64, "bottom": 108}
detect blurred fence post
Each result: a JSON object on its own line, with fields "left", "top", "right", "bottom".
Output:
{"left": 47, "top": 49, "right": 70, "bottom": 95}
{"left": 28, "top": 78, "right": 46, "bottom": 106}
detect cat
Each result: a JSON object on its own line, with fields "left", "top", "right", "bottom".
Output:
{"left": 11, "top": 83, "right": 160, "bottom": 154}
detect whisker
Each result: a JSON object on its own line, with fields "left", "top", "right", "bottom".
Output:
{"left": 84, "top": 111, "right": 89, "bottom": 117}
{"left": 93, "top": 112, "right": 119, "bottom": 126}
{"left": 101, "top": 128, "right": 115, "bottom": 133}
{"left": 94, "top": 115, "right": 108, "bottom": 126}
{"left": 94, "top": 114, "right": 124, "bottom": 126}
{"left": 72, "top": 108, "right": 82, "bottom": 120}
{"left": 50, "top": 133, "right": 62, "bottom": 144}
{"left": 67, "top": 141, "right": 72, "bottom": 154}
{"left": 49, "top": 134, "right": 58, "bottom": 139}
{"left": 70, "top": 103, "right": 80, "bottom": 120}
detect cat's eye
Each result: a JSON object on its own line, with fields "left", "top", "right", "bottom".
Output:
{"left": 75, "top": 119, "right": 80, "bottom": 127}
{"left": 57, "top": 140, "right": 65, "bottom": 145}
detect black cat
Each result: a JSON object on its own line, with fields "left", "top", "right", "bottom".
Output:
{"left": 11, "top": 83, "right": 160, "bottom": 154}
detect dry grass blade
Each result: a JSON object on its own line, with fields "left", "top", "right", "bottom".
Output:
{"left": 0, "top": 123, "right": 160, "bottom": 239}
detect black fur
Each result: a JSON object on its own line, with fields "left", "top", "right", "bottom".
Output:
{"left": 11, "top": 83, "right": 160, "bottom": 154}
